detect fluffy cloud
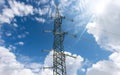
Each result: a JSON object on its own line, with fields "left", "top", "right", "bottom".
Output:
{"left": 8, "top": 45, "right": 16, "bottom": 50}
{"left": 17, "top": 42, "right": 24, "bottom": 46}
{"left": 9, "top": 0, "right": 33, "bottom": 16}
{"left": 35, "top": 17, "right": 45, "bottom": 23}
{"left": 86, "top": 0, "right": 120, "bottom": 75}
{"left": 42, "top": 51, "right": 84, "bottom": 75}
{"left": 0, "top": 46, "right": 84, "bottom": 75}
{"left": 17, "top": 34, "right": 26, "bottom": 39}
{"left": 0, "top": 0, "right": 33, "bottom": 24}
{"left": 0, "top": 46, "right": 34, "bottom": 75}
{"left": 0, "top": 46, "right": 44, "bottom": 75}
{"left": 86, "top": 0, "right": 120, "bottom": 52}
{"left": 0, "top": 0, "right": 33, "bottom": 44}
{"left": 57, "top": 0, "right": 92, "bottom": 35}
{"left": 87, "top": 52, "right": 120, "bottom": 75}
{"left": 0, "top": 1, "right": 85, "bottom": 74}
{"left": 34, "top": 6, "right": 49, "bottom": 15}
{"left": 65, "top": 52, "right": 84, "bottom": 75}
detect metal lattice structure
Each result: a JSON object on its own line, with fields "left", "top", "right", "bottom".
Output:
{"left": 44, "top": 6, "right": 76, "bottom": 75}
{"left": 52, "top": 7, "right": 66, "bottom": 75}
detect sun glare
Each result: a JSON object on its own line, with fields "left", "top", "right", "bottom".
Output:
{"left": 92, "top": 0, "right": 110, "bottom": 15}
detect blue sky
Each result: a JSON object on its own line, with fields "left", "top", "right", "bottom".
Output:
{"left": 0, "top": 0, "right": 120, "bottom": 75}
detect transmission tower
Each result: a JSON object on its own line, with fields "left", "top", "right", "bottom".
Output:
{"left": 44, "top": 6, "right": 76, "bottom": 75}
{"left": 52, "top": 6, "right": 66, "bottom": 75}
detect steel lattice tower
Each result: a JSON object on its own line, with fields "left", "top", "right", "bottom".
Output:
{"left": 52, "top": 7, "right": 66, "bottom": 75}
{"left": 44, "top": 5, "right": 76, "bottom": 75}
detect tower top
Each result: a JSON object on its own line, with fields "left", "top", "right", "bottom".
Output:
{"left": 54, "top": 5, "right": 62, "bottom": 19}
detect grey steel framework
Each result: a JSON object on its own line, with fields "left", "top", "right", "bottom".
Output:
{"left": 44, "top": 6, "right": 75, "bottom": 75}
{"left": 52, "top": 7, "right": 66, "bottom": 75}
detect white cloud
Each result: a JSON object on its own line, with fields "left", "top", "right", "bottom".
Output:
{"left": 59, "top": 0, "right": 73, "bottom": 9}
{"left": 8, "top": 45, "right": 16, "bottom": 51}
{"left": 0, "top": 46, "right": 84, "bottom": 75}
{"left": 0, "top": 46, "right": 45, "bottom": 75}
{"left": 27, "top": 63, "right": 42, "bottom": 72}
{"left": 38, "top": 7, "right": 49, "bottom": 16}
{"left": 58, "top": 0, "right": 120, "bottom": 75}
{"left": 16, "top": 42, "right": 24, "bottom": 46}
{"left": 33, "top": 5, "right": 49, "bottom": 23}
{"left": 0, "top": 0, "right": 51, "bottom": 45}
{"left": 17, "top": 34, "right": 26, "bottom": 39}
{"left": 56, "top": 0, "right": 92, "bottom": 35}
{"left": 0, "top": 46, "right": 35, "bottom": 75}
{"left": 13, "top": 23, "right": 18, "bottom": 27}
{"left": 35, "top": 17, "right": 45, "bottom": 23}
{"left": 43, "top": 51, "right": 84, "bottom": 75}
{"left": 9, "top": 0, "right": 33, "bottom": 16}
{"left": 0, "top": 0, "right": 33, "bottom": 24}
{"left": 86, "top": 0, "right": 120, "bottom": 52}
{"left": 58, "top": 0, "right": 75, "bottom": 16}
{"left": 86, "top": 0, "right": 120, "bottom": 75}
{"left": 5, "top": 32, "right": 12, "bottom": 36}
{"left": 87, "top": 52, "right": 120, "bottom": 75}
{"left": 58, "top": 0, "right": 89, "bottom": 15}
{"left": 66, "top": 55, "right": 84, "bottom": 75}
{"left": 50, "top": 0, "right": 56, "bottom": 8}
{"left": 85, "top": 0, "right": 111, "bottom": 15}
